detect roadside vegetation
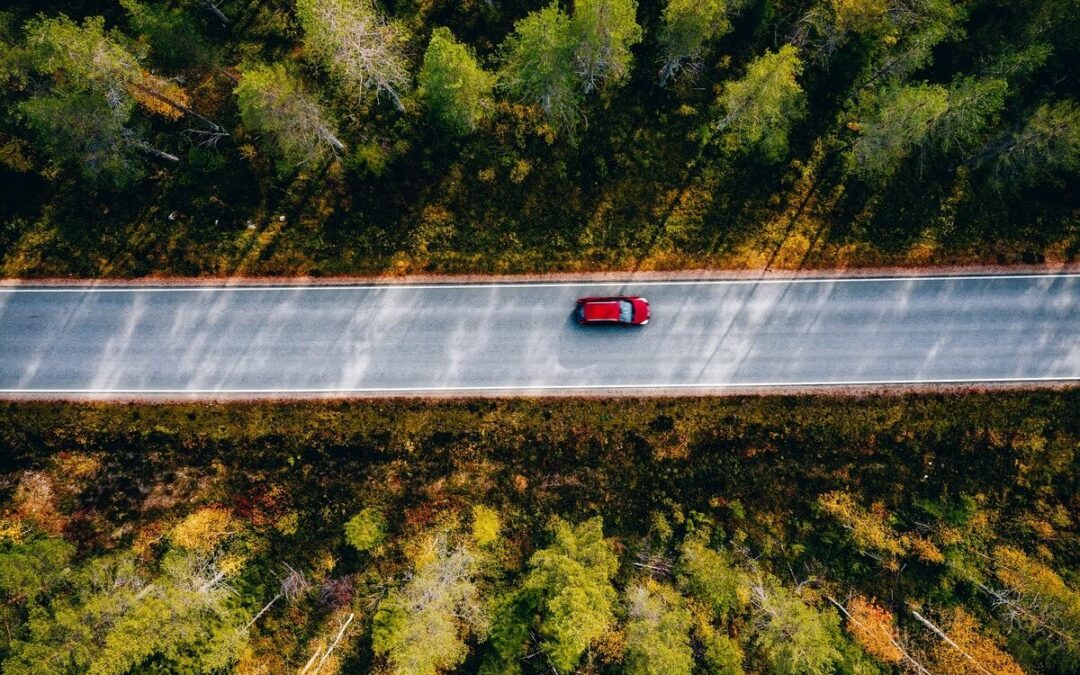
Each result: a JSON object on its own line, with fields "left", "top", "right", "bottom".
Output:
{"left": 0, "top": 392, "right": 1077, "bottom": 673}
{"left": 0, "top": 0, "right": 1078, "bottom": 277}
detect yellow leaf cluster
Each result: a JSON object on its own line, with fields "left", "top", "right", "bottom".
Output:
{"left": 830, "top": 0, "right": 887, "bottom": 32}
{"left": 930, "top": 608, "right": 1024, "bottom": 675}
{"left": 471, "top": 505, "right": 501, "bottom": 548}
{"left": 171, "top": 506, "right": 238, "bottom": 553}
{"left": 818, "top": 491, "right": 905, "bottom": 557}
{"left": 509, "top": 158, "right": 532, "bottom": 184}
{"left": 0, "top": 518, "right": 27, "bottom": 543}
{"left": 131, "top": 72, "right": 190, "bottom": 120}
{"left": 992, "top": 546, "right": 1080, "bottom": 626}
{"left": 905, "top": 535, "right": 945, "bottom": 564}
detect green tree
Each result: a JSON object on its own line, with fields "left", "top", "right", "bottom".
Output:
{"left": 235, "top": 63, "right": 344, "bottom": 171}
{"left": 524, "top": 517, "right": 618, "bottom": 671}
{"left": 372, "top": 533, "right": 486, "bottom": 675}
{"left": 483, "top": 517, "right": 618, "bottom": 673}
{"left": 22, "top": 15, "right": 141, "bottom": 92}
{"left": 851, "top": 0, "right": 966, "bottom": 87}
{"left": 675, "top": 536, "right": 747, "bottom": 617}
{"left": 658, "top": 0, "right": 732, "bottom": 84}
{"left": 295, "top": 0, "right": 409, "bottom": 111}
{"left": 702, "top": 629, "right": 745, "bottom": 674}
{"left": 989, "top": 100, "right": 1080, "bottom": 184}
{"left": 571, "top": 0, "right": 643, "bottom": 93}
{"left": 21, "top": 14, "right": 206, "bottom": 125}
{"left": 717, "top": 45, "right": 806, "bottom": 160}
{"left": 935, "top": 76, "right": 1008, "bottom": 155}
{"left": 16, "top": 14, "right": 184, "bottom": 182}
{"left": 851, "top": 73, "right": 1005, "bottom": 179}
{"left": 345, "top": 507, "right": 388, "bottom": 552}
{"left": 17, "top": 85, "right": 146, "bottom": 185}
{"left": 623, "top": 581, "right": 694, "bottom": 675}
{"left": 479, "top": 591, "right": 535, "bottom": 675}
{"left": 500, "top": 3, "right": 580, "bottom": 132}
{"left": 0, "top": 537, "right": 74, "bottom": 605}
{"left": 4, "top": 551, "right": 246, "bottom": 675}
{"left": 120, "top": 0, "right": 213, "bottom": 69}
{"left": 749, "top": 579, "right": 842, "bottom": 675}
{"left": 418, "top": 28, "right": 495, "bottom": 135}
{"left": 851, "top": 83, "right": 950, "bottom": 179}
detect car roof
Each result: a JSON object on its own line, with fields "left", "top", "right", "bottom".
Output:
{"left": 583, "top": 300, "right": 623, "bottom": 321}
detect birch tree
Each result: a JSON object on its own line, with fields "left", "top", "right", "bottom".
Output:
{"left": 235, "top": 63, "right": 344, "bottom": 171}
{"left": 571, "top": 0, "right": 643, "bottom": 93}
{"left": 295, "top": 0, "right": 410, "bottom": 111}
{"left": 371, "top": 533, "right": 486, "bottom": 675}
{"left": 658, "top": 0, "right": 733, "bottom": 84}
{"left": 623, "top": 581, "right": 694, "bottom": 675}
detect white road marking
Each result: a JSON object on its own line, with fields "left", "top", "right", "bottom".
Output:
{"left": 1, "top": 273, "right": 1077, "bottom": 293}
{"left": 2, "top": 375, "right": 1078, "bottom": 394}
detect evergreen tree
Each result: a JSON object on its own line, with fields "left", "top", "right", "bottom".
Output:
{"left": 750, "top": 579, "right": 842, "bottom": 675}
{"left": 119, "top": 0, "right": 214, "bottom": 69}
{"left": 3, "top": 551, "right": 246, "bottom": 675}
{"left": 419, "top": 28, "right": 495, "bottom": 135}
{"left": 16, "top": 14, "right": 183, "bottom": 182}
{"left": 500, "top": 4, "right": 579, "bottom": 133}
{"left": 675, "top": 535, "right": 747, "bottom": 617}
{"left": 935, "top": 76, "right": 1008, "bottom": 155}
{"left": 989, "top": 100, "right": 1080, "bottom": 184}
{"left": 482, "top": 517, "right": 618, "bottom": 673}
{"left": 18, "top": 85, "right": 144, "bottom": 185}
{"left": 0, "top": 537, "right": 74, "bottom": 605}
{"left": 851, "top": 83, "right": 950, "bottom": 179}
{"left": 716, "top": 45, "right": 806, "bottom": 160}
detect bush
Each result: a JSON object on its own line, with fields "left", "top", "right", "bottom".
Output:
{"left": 345, "top": 507, "right": 387, "bottom": 553}
{"left": 471, "top": 505, "right": 501, "bottom": 548}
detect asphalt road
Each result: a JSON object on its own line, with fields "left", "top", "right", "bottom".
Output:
{"left": 0, "top": 274, "right": 1077, "bottom": 395}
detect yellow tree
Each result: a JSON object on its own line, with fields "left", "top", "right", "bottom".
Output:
{"left": 924, "top": 608, "right": 1024, "bottom": 675}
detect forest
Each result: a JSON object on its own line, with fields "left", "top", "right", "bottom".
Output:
{"left": 0, "top": 393, "right": 1077, "bottom": 674}
{"left": 0, "top": 0, "right": 1077, "bottom": 277}
{"left": 1, "top": 2, "right": 1078, "bottom": 674}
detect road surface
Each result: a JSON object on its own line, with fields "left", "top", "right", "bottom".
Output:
{"left": 0, "top": 274, "right": 1077, "bottom": 396}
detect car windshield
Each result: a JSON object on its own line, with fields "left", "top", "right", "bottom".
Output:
{"left": 618, "top": 300, "right": 634, "bottom": 323}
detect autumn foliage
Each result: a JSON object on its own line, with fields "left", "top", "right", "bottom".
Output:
{"left": 846, "top": 596, "right": 903, "bottom": 664}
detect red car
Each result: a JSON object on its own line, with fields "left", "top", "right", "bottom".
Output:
{"left": 575, "top": 296, "right": 650, "bottom": 325}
